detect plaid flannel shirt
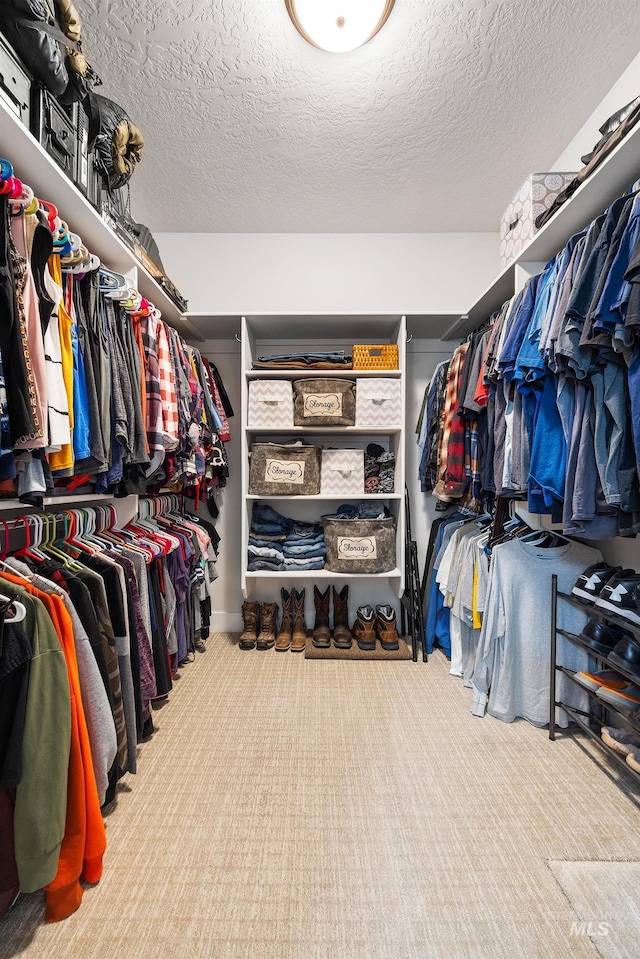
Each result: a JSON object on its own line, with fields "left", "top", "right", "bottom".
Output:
{"left": 156, "top": 321, "right": 180, "bottom": 451}
{"left": 434, "top": 342, "right": 469, "bottom": 501}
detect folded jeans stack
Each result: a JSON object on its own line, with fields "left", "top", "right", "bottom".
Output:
{"left": 247, "top": 505, "right": 326, "bottom": 571}
{"left": 252, "top": 351, "right": 353, "bottom": 370}
{"left": 247, "top": 504, "right": 292, "bottom": 571}
{"left": 283, "top": 521, "right": 326, "bottom": 570}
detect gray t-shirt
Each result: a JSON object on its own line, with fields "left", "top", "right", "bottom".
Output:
{"left": 471, "top": 537, "right": 602, "bottom": 726}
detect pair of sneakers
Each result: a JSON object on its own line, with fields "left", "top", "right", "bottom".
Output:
{"left": 572, "top": 563, "right": 640, "bottom": 625}
{"left": 351, "top": 605, "right": 400, "bottom": 651}
{"left": 601, "top": 726, "right": 640, "bottom": 774}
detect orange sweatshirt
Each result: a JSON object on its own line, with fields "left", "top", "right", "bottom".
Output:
{"left": 0, "top": 573, "right": 107, "bottom": 921}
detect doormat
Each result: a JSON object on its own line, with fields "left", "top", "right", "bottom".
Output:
{"left": 547, "top": 860, "right": 640, "bottom": 959}
{"left": 304, "top": 636, "right": 412, "bottom": 660}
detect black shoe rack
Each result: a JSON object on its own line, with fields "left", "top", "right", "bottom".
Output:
{"left": 549, "top": 573, "right": 640, "bottom": 794}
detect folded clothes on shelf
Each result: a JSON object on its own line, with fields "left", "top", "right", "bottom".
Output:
{"left": 334, "top": 502, "right": 390, "bottom": 520}
{"left": 248, "top": 505, "right": 326, "bottom": 571}
{"left": 253, "top": 350, "right": 353, "bottom": 370}
{"left": 364, "top": 444, "right": 396, "bottom": 494}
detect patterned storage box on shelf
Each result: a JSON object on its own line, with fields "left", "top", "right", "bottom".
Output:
{"left": 352, "top": 344, "right": 399, "bottom": 371}
{"left": 320, "top": 449, "right": 365, "bottom": 496}
{"left": 293, "top": 378, "right": 356, "bottom": 427}
{"left": 500, "top": 172, "right": 577, "bottom": 269}
{"left": 322, "top": 515, "right": 396, "bottom": 574}
{"left": 355, "top": 378, "right": 402, "bottom": 427}
{"left": 249, "top": 443, "right": 320, "bottom": 495}
{"left": 248, "top": 380, "right": 294, "bottom": 428}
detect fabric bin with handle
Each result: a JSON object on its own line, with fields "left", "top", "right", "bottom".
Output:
{"left": 355, "top": 378, "right": 402, "bottom": 427}
{"left": 321, "top": 448, "right": 364, "bottom": 496}
{"left": 293, "top": 378, "right": 356, "bottom": 427}
{"left": 249, "top": 443, "right": 320, "bottom": 495}
{"left": 248, "top": 380, "right": 294, "bottom": 428}
{"left": 500, "top": 172, "right": 576, "bottom": 268}
{"left": 322, "top": 515, "right": 396, "bottom": 573}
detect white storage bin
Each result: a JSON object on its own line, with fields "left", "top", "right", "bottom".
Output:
{"left": 320, "top": 448, "right": 364, "bottom": 496}
{"left": 355, "top": 378, "right": 402, "bottom": 427}
{"left": 500, "top": 172, "right": 576, "bottom": 269}
{"left": 248, "top": 380, "right": 294, "bottom": 428}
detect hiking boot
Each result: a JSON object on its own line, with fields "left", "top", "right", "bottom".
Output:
{"left": 572, "top": 563, "right": 621, "bottom": 604}
{"left": 332, "top": 585, "right": 352, "bottom": 649}
{"left": 595, "top": 571, "right": 640, "bottom": 625}
{"left": 291, "top": 588, "right": 307, "bottom": 652}
{"left": 375, "top": 605, "right": 400, "bottom": 650}
{"left": 275, "top": 588, "right": 293, "bottom": 651}
{"left": 239, "top": 601, "right": 260, "bottom": 650}
{"left": 312, "top": 586, "right": 331, "bottom": 648}
{"left": 352, "top": 605, "right": 376, "bottom": 651}
{"left": 257, "top": 603, "right": 279, "bottom": 650}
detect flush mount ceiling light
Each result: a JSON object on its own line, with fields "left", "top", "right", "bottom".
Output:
{"left": 285, "top": 0, "right": 396, "bottom": 53}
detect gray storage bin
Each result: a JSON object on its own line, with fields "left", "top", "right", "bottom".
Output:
{"left": 293, "top": 378, "right": 356, "bottom": 426}
{"left": 322, "top": 514, "right": 396, "bottom": 573}
{"left": 249, "top": 443, "right": 321, "bottom": 495}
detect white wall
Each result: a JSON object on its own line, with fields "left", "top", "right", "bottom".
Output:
{"left": 156, "top": 232, "right": 499, "bottom": 315}
{"left": 552, "top": 51, "right": 640, "bottom": 172}
{"left": 160, "top": 232, "right": 500, "bottom": 631}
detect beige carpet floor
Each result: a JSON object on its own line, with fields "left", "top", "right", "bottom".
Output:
{"left": 2, "top": 634, "right": 640, "bottom": 959}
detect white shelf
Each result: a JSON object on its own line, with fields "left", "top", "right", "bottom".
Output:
{"left": 246, "top": 369, "right": 401, "bottom": 379}
{"left": 246, "top": 568, "right": 402, "bottom": 579}
{"left": 246, "top": 493, "right": 401, "bottom": 501}
{"left": 245, "top": 426, "right": 402, "bottom": 435}
{"left": 0, "top": 493, "right": 123, "bottom": 510}
{"left": 241, "top": 315, "right": 407, "bottom": 599}
{"left": 444, "top": 118, "right": 640, "bottom": 338}
{"left": 0, "top": 99, "right": 199, "bottom": 336}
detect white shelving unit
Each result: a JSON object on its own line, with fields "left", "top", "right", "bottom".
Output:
{"left": 0, "top": 98, "right": 203, "bottom": 342}
{"left": 240, "top": 314, "right": 407, "bottom": 600}
{"left": 444, "top": 118, "right": 640, "bottom": 338}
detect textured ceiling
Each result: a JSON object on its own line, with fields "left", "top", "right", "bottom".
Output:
{"left": 81, "top": 0, "right": 640, "bottom": 233}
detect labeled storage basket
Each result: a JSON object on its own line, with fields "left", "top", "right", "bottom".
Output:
{"left": 248, "top": 380, "right": 294, "bottom": 428}
{"left": 249, "top": 443, "right": 320, "bottom": 495}
{"left": 293, "top": 378, "right": 356, "bottom": 427}
{"left": 320, "top": 448, "right": 364, "bottom": 496}
{"left": 352, "top": 344, "right": 399, "bottom": 371}
{"left": 322, "top": 515, "right": 396, "bottom": 573}
{"left": 355, "top": 378, "right": 402, "bottom": 426}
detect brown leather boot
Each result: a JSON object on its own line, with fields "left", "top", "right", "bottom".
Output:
{"left": 312, "top": 586, "right": 331, "bottom": 648}
{"left": 375, "top": 604, "right": 400, "bottom": 650}
{"left": 239, "top": 601, "right": 260, "bottom": 650}
{"left": 352, "top": 605, "right": 376, "bottom": 651}
{"left": 275, "top": 588, "right": 293, "bottom": 651}
{"left": 257, "top": 602, "right": 279, "bottom": 650}
{"left": 332, "top": 585, "right": 352, "bottom": 649}
{"left": 291, "top": 588, "right": 307, "bottom": 652}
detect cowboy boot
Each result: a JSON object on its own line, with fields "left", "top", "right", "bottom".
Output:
{"left": 257, "top": 602, "right": 279, "bottom": 650}
{"left": 291, "top": 588, "right": 307, "bottom": 652}
{"left": 275, "top": 588, "right": 293, "bottom": 651}
{"left": 239, "top": 601, "right": 260, "bottom": 650}
{"left": 332, "top": 585, "right": 352, "bottom": 649}
{"left": 312, "top": 586, "right": 331, "bottom": 648}
{"left": 352, "top": 605, "right": 376, "bottom": 651}
{"left": 376, "top": 604, "right": 400, "bottom": 650}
